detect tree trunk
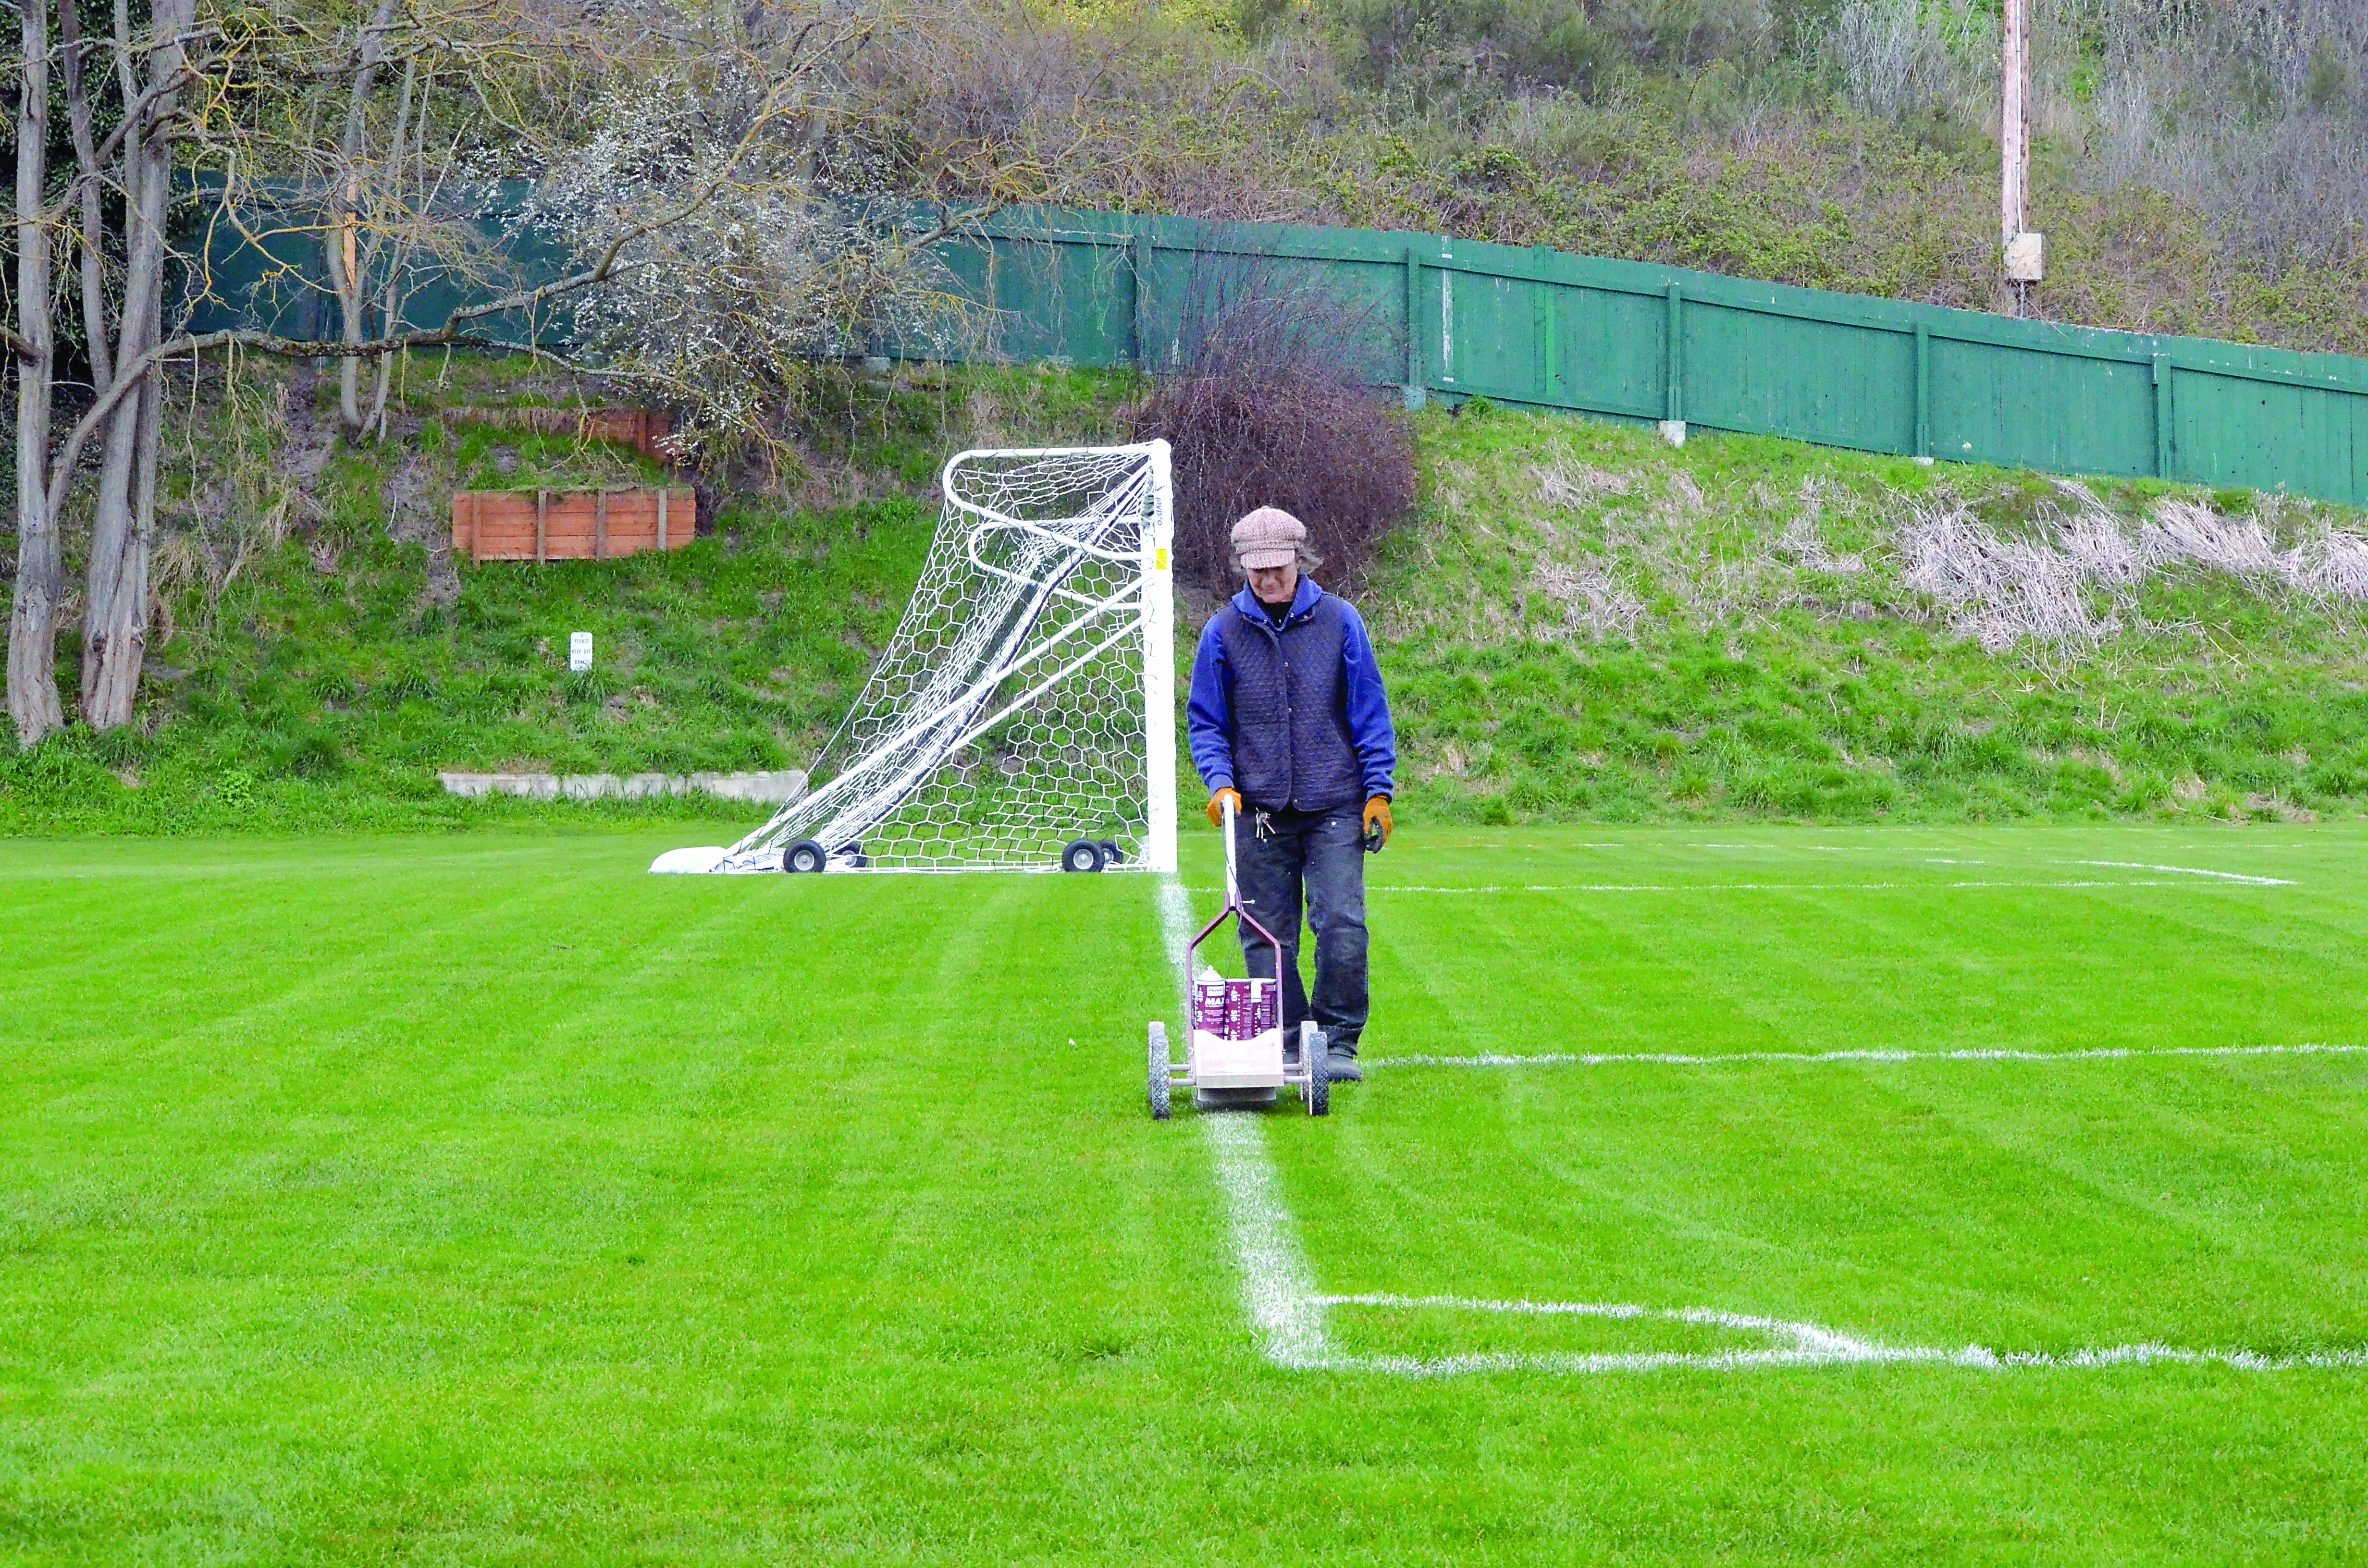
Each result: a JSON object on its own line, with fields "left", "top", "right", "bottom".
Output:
{"left": 363, "top": 55, "right": 420, "bottom": 441}
{"left": 80, "top": 0, "right": 192, "bottom": 730}
{"left": 329, "top": 0, "right": 405, "bottom": 438}
{"left": 59, "top": 0, "right": 113, "bottom": 393}
{"left": 7, "top": 0, "right": 64, "bottom": 747}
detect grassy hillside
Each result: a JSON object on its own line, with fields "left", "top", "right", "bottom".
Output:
{"left": 8, "top": 364, "right": 2368, "bottom": 833}
{"left": 1376, "top": 406, "right": 2368, "bottom": 823}
{"left": 0, "top": 361, "right": 1136, "bottom": 834}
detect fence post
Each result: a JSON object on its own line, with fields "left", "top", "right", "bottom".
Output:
{"left": 1403, "top": 244, "right": 1424, "bottom": 410}
{"left": 1660, "top": 282, "right": 1686, "bottom": 446}
{"left": 1914, "top": 322, "right": 1932, "bottom": 462}
{"left": 1534, "top": 248, "right": 1559, "bottom": 405}
{"left": 1132, "top": 225, "right": 1154, "bottom": 369}
{"left": 534, "top": 489, "right": 548, "bottom": 564}
{"left": 1437, "top": 241, "right": 1455, "bottom": 389}
{"left": 2153, "top": 354, "right": 2174, "bottom": 479}
{"left": 657, "top": 487, "right": 669, "bottom": 551}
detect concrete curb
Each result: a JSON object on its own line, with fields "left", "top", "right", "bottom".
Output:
{"left": 438, "top": 769, "right": 806, "bottom": 804}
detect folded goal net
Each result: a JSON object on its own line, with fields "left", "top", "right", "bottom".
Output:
{"left": 686, "top": 441, "right": 1176, "bottom": 874}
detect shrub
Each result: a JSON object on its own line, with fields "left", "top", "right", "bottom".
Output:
{"left": 217, "top": 769, "right": 259, "bottom": 812}
{"left": 1132, "top": 262, "right": 1418, "bottom": 599}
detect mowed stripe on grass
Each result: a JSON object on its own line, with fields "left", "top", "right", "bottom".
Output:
{"left": 3, "top": 824, "right": 2366, "bottom": 1562}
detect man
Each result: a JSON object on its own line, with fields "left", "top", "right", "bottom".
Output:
{"left": 1187, "top": 506, "right": 1396, "bottom": 1083}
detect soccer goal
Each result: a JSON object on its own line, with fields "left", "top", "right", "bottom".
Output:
{"left": 677, "top": 441, "right": 1176, "bottom": 875}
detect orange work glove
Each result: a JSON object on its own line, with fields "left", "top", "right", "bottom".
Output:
{"left": 1362, "top": 796, "right": 1393, "bottom": 845}
{"left": 1206, "top": 786, "right": 1244, "bottom": 828}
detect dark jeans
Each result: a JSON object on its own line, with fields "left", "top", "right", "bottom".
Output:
{"left": 1232, "top": 804, "right": 1369, "bottom": 1055}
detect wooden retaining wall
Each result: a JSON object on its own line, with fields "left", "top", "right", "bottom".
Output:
{"left": 452, "top": 487, "right": 697, "bottom": 563}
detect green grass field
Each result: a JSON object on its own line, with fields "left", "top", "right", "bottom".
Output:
{"left": 5, "top": 824, "right": 2366, "bottom": 1563}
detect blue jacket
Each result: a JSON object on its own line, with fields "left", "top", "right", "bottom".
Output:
{"left": 1187, "top": 577, "right": 1396, "bottom": 810}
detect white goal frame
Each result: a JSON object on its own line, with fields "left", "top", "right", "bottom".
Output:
{"left": 697, "top": 441, "right": 1175, "bottom": 875}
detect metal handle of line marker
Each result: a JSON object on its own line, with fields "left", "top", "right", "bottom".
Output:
{"left": 1223, "top": 790, "right": 1238, "bottom": 908}
{"left": 1190, "top": 793, "right": 1277, "bottom": 954}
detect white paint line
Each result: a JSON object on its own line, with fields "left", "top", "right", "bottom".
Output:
{"left": 1164, "top": 871, "right": 1339, "bottom": 1372}
{"left": 1204, "top": 1114, "right": 1335, "bottom": 1370}
{"left": 1353, "top": 880, "right": 2269, "bottom": 894}
{"left": 1990, "top": 1343, "right": 2368, "bottom": 1370}
{"left": 1313, "top": 1294, "right": 2368, "bottom": 1374}
{"left": 1371, "top": 1042, "right": 2368, "bottom": 1071}
{"left": 2074, "top": 859, "right": 2293, "bottom": 885}
{"left": 1155, "top": 876, "right": 2361, "bottom": 1379}
{"left": 1183, "top": 879, "right": 2238, "bottom": 895}
{"left": 1155, "top": 875, "right": 1194, "bottom": 980}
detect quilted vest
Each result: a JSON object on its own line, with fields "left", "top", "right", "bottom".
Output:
{"left": 1214, "top": 592, "right": 1362, "bottom": 812}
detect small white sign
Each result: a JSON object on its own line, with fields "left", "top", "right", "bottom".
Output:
{"left": 568, "top": 632, "right": 593, "bottom": 673}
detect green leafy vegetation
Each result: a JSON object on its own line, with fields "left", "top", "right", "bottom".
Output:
{"left": 897, "top": 0, "right": 2368, "bottom": 355}
{"left": 0, "top": 361, "right": 1137, "bottom": 834}
{"left": 9, "top": 364, "right": 2368, "bottom": 832}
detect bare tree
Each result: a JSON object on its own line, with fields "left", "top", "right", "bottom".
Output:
{"left": 4, "top": 0, "right": 1033, "bottom": 743}
{"left": 80, "top": 0, "right": 198, "bottom": 729}
{"left": 515, "top": 3, "right": 1001, "bottom": 469}
{"left": 7, "top": 0, "right": 62, "bottom": 742}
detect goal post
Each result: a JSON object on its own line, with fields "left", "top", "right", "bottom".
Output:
{"left": 1141, "top": 439, "right": 1177, "bottom": 875}
{"left": 693, "top": 441, "right": 1177, "bottom": 874}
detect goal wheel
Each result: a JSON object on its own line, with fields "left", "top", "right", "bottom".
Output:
{"left": 784, "top": 839, "right": 827, "bottom": 873}
{"left": 1099, "top": 840, "right": 1125, "bottom": 866}
{"left": 1306, "top": 1025, "right": 1329, "bottom": 1117}
{"left": 1148, "top": 1021, "right": 1171, "bottom": 1120}
{"left": 1061, "top": 839, "right": 1107, "bottom": 873}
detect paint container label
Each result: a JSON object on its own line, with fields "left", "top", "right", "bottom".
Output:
{"left": 1194, "top": 974, "right": 1230, "bottom": 1036}
{"left": 1231, "top": 979, "right": 1268, "bottom": 1041}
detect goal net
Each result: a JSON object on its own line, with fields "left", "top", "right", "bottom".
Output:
{"left": 691, "top": 441, "right": 1175, "bottom": 874}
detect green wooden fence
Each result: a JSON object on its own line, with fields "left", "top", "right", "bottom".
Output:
{"left": 187, "top": 199, "right": 2368, "bottom": 507}
{"left": 944, "top": 207, "right": 2368, "bottom": 507}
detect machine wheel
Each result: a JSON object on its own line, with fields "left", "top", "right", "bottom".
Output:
{"left": 1148, "top": 1021, "right": 1171, "bottom": 1120}
{"left": 784, "top": 839, "right": 827, "bottom": 874}
{"left": 1306, "top": 1027, "right": 1330, "bottom": 1117}
{"left": 1061, "top": 838, "right": 1107, "bottom": 873}
{"left": 1099, "top": 840, "right": 1126, "bottom": 866}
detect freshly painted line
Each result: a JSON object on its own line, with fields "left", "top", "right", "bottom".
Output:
{"left": 1316, "top": 1294, "right": 2368, "bottom": 1374}
{"left": 1354, "top": 879, "right": 2265, "bottom": 894}
{"left": 2074, "top": 859, "right": 2293, "bottom": 885}
{"left": 1204, "top": 1114, "right": 1335, "bottom": 1369}
{"left": 1185, "top": 881, "right": 2271, "bottom": 895}
{"left": 1163, "top": 872, "right": 1339, "bottom": 1371}
{"left": 1369, "top": 1042, "right": 2368, "bottom": 1070}
{"left": 1156, "top": 879, "right": 2360, "bottom": 1378}
{"left": 1156, "top": 876, "right": 1194, "bottom": 979}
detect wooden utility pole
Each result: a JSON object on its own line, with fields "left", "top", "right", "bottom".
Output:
{"left": 2000, "top": 0, "right": 2041, "bottom": 315}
